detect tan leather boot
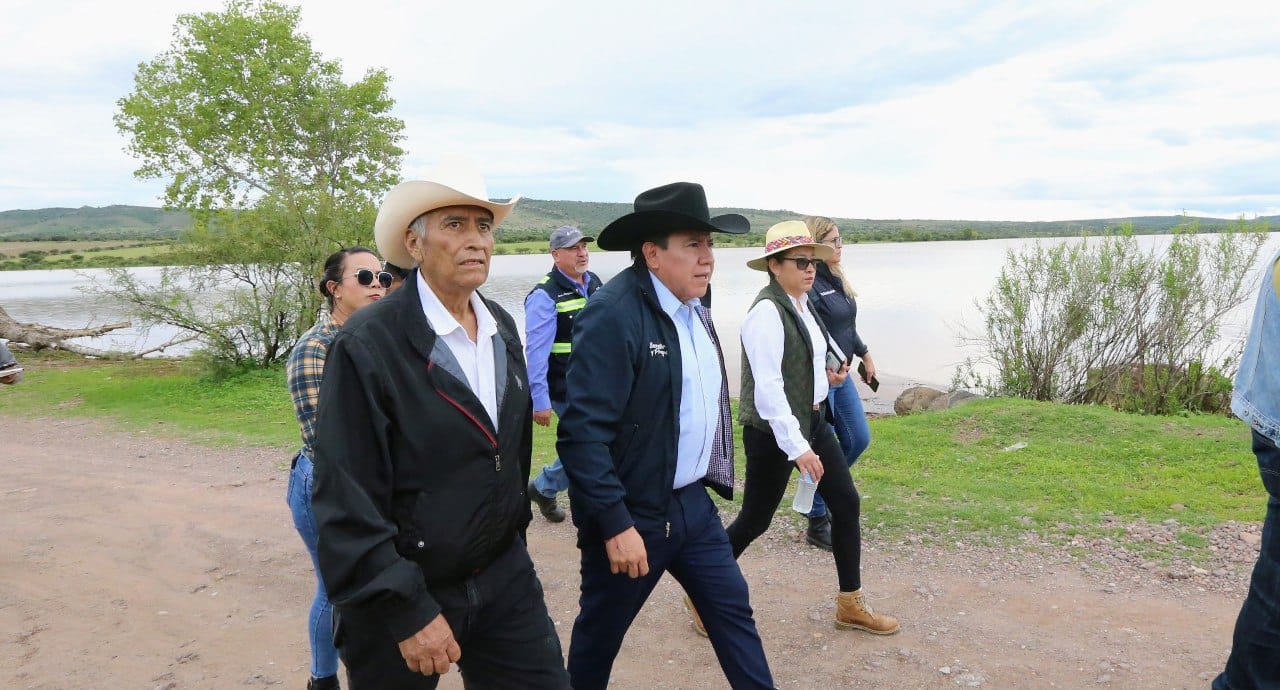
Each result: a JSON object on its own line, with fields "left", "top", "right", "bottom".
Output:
{"left": 683, "top": 595, "right": 708, "bottom": 638}
{"left": 835, "top": 589, "right": 900, "bottom": 635}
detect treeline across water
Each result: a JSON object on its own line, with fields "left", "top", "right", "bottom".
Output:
{"left": 3, "top": 202, "right": 1275, "bottom": 245}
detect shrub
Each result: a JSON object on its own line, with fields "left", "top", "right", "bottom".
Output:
{"left": 956, "top": 218, "right": 1269, "bottom": 414}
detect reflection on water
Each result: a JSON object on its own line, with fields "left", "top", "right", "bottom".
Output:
{"left": 2, "top": 233, "right": 1276, "bottom": 395}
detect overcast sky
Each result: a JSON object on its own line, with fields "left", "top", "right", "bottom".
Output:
{"left": 2, "top": 0, "right": 1278, "bottom": 220}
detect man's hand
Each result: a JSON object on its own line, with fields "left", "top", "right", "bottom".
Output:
{"left": 794, "top": 450, "right": 824, "bottom": 483}
{"left": 605, "top": 526, "right": 649, "bottom": 579}
{"left": 397, "top": 614, "right": 461, "bottom": 676}
{"left": 533, "top": 408, "right": 553, "bottom": 427}
{"left": 0, "top": 372, "right": 18, "bottom": 385}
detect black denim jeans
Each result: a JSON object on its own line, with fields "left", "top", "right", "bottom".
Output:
{"left": 335, "top": 539, "right": 569, "bottom": 690}
{"left": 727, "top": 406, "right": 864, "bottom": 592}
{"left": 1214, "top": 429, "right": 1280, "bottom": 690}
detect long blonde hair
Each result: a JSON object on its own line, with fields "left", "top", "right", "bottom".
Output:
{"left": 803, "top": 215, "right": 856, "bottom": 298}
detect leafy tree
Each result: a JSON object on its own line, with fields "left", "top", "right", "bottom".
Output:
{"left": 109, "top": 0, "right": 404, "bottom": 365}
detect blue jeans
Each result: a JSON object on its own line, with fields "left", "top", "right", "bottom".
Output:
{"left": 287, "top": 451, "right": 340, "bottom": 680}
{"left": 1214, "top": 429, "right": 1280, "bottom": 690}
{"left": 532, "top": 401, "right": 570, "bottom": 498}
{"left": 810, "top": 375, "right": 872, "bottom": 519}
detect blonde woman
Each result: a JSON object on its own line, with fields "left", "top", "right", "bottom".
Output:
{"left": 799, "top": 215, "right": 875, "bottom": 551}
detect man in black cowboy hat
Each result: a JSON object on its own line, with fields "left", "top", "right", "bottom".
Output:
{"left": 557, "top": 182, "right": 777, "bottom": 689}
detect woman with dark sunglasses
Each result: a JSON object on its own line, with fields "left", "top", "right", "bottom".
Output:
{"left": 707, "top": 221, "right": 897, "bottom": 637}
{"left": 285, "top": 246, "right": 387, "bottom": 690}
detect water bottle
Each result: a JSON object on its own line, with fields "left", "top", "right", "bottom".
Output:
{"left": 791, "top": 471, "right": 817, "bottom": 514}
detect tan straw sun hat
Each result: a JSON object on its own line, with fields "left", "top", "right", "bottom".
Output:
{"left": 746, "top": 220, "right": 834, "bottom": 271}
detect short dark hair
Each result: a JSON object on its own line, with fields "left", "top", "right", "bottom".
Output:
{"left": 629, "top": 233, "right": 671, "bottom": 263}
{"left": 318, "top": 246, "right": 377, "bottom": 310}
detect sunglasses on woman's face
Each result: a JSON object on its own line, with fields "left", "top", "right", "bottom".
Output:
{"left": 780, "top": 257, "right": 824, "bottom": 271}
{"left": 350, "top": 268, "right": 393, "bottom": 288}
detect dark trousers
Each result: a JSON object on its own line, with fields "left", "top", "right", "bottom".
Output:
{"left": 727, "top": 409, "right": 863, "bottom": 592}
{"left": 1214, "top": 429, "right": 1280, "bottom": 690}
{"left": 335, "top": 539, "right": 569, "bottom": 690}
{"left": 568, "top": 484, "right": 776, "bottom": 690}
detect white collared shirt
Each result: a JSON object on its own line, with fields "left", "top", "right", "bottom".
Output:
{"left": 416, "top": 271, "right": 500, "bottom": 431}
{"left": 740, "top": 292, "right": 829, "bottom": 461}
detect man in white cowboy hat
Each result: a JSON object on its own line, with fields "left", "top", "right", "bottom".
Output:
{"left": 311, "top": 159, "right": 569, "bottom": 689}
{"left": 556, "top": 182, "right": 778, "bottom": 689}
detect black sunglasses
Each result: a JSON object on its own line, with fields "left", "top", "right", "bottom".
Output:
{"left": 778, "top": 257, "right": 824, "bottom": 270}
{"left": 350, "top": 268, "right": 393, "bottom": 288}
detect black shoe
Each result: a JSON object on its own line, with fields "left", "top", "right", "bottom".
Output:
{"left": 307, "top": 676, "right": 340, "bottom": 690}
{"left": 528, "top": 480, "right": 566, "bottom": 523}
{"left": 806, "top": 514, "right": 833, "bottom": 551}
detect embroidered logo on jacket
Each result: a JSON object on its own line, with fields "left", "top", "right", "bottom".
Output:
{"left": 649, "top": 342, "right": 668, "bottom": 357}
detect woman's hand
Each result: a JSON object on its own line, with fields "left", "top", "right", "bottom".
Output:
{"left": 794, "top": 450, "right": 824, "bottom": 483}
{"left": 860, "top": 354, "right": 876, "bottom": 385}
{"left": 826, "top": 363, "right": 848, "bottom": 387}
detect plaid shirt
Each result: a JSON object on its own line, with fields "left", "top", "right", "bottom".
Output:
{"left": 287, "top": 313, "right": 340, "bottom": 457}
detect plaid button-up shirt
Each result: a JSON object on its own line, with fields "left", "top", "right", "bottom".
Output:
{"left": 287, "top": 313, "right": 340, "bottom": 457}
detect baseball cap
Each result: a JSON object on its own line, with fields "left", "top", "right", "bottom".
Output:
{"left": 549, "top": 225, "right": 595, "bottom": 250}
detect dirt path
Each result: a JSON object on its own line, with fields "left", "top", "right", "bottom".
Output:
{"left": 0, "top": 414, "right": 1249, "bottom": 689}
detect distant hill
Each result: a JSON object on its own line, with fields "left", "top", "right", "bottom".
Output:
{"left": 0, "top": 202, "right": 1272, "bottom": 243}
{"left": 0, "top": 205, "right": 190, "bottom": 241}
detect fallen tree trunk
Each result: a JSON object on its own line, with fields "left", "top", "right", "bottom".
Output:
{"left": 0, "top": 305, "right": 185, "bottom": 359}
{"left": 0, "top": 305, "right": 131, "bottom": 350}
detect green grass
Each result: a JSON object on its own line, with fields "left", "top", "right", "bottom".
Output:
{"left": 0, "top": 240, "right": 158, "bottom": 257}
{"left": 42, "top": 244, "right": 175, "bottom": 265}
{"left": 1, "top": 354, "right": 295, "bottom": 449}
{"left": 3, "top": 355, "right": 1262, "bottom": 555}
{"left": 0, "top": 241, "right": 177, "bottom": 270}
{"left": 853, "top": 398, "right": 1259, "bottom": 542}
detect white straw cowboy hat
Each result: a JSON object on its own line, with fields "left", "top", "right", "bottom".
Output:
{"left": 746, "top": 220, "right": 834, "bottom": 271}
{"left": 374, "top": 156, "right": 520, "bottom": 269}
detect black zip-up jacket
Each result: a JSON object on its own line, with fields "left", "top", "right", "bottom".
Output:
{"left": 557, "top": 264, "right": 733, "bottom": 546}
{"left": 806, "top": 262, "right": 869, "bottom": 359}
{"left": 311, "top": 275, "right": 533, "bottom": 643}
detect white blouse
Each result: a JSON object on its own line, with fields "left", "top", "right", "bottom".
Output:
{"left": 740, "top": 293, "right": 829, "bottom": 461}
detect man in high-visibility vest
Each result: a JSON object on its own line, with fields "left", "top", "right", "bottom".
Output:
{"left": 525, "top": 225, "right": 603, "bottom": 522}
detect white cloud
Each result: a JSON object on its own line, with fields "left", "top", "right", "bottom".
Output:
{"left": 1, "top": 0, "right": 1279, "bottom": 220}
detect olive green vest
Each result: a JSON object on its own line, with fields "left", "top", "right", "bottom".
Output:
{"left": 739, "top": 280, "right": 831, "bottom": 433}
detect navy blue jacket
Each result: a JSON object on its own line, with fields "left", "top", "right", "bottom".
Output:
{"left": 557, "top": 263, "right": 733, "bottom": 544}
{"left": 807, "top": 262, "right": 869, "bottom": 359}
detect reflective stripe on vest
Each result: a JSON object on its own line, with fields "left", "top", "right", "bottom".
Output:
{"left": 550, "top": 342, "right": 572, "bottom": 354}
{"left": 555, "top": 298, "right": 588, "bottom": 313}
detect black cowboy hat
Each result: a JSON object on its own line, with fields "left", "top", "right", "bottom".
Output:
{"left": 596, "top": 182, "right": 750, "bottom": 251}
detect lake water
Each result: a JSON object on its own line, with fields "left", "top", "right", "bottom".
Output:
{"left": 3, "top": 233, "right": 1277, "bottom": 399}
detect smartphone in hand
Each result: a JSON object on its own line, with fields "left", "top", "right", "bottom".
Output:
{"left": 825, "top": 351, "right": 844, "bottom": 371}
{"left": 857, "top": 361, "right": 880, "bottom": 392}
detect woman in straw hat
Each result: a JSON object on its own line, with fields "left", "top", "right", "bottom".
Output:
{"left": 725, "top": 220, "right": 898, "bottom": 635}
